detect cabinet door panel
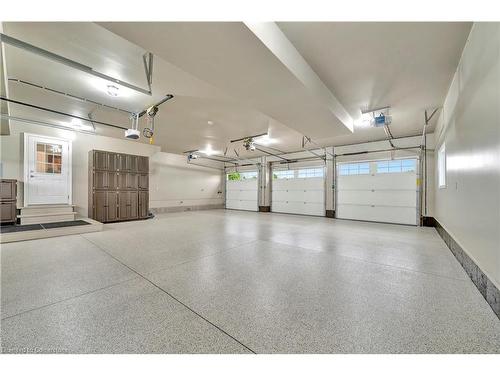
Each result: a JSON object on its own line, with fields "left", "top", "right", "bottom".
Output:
{"left": 118, "top": 154, "right": 133, "bottom": 171}
{"left": 0, "top": 202, "right": 16, "bottom": 223}
{"left": 118, "top": 191, "right": 129, "bottom": 220}
{"left": 126, "top": 174, "right": 138, "bottom": 189}
{"left": 107, "top": 172, "right": 117, "bottom": 190}
{"left": 94, "top": 151, "right": 108, "bottom": 170}
{"left": 0, "top": 181, "right": 16, "bottom": 200}
{"left": 138, "top": 191, "right": 148, "bottom": 218}
{"left": 117, "top": 173, "right": 127, "bottom": 190}
{"left": 106, "top": 191, "right": 118, "bottom": 221}
{"left": 138, "top": 156, "right": 149, "bottom": 173}
{"left": 93, "top": 191, "right": 106, "bottom": 222}
{"left": 108, "top": 153, "right": 118, "bottom": 171}
{"left": 128, "top": 155, "right": 138, "bottom": 172}
{"left": 138, "top": 174, "right": 149, "bottom": 190}
{"left": 94, "top": 171, "right": 108, "bottom": 189}
{"left": 129, "top": 191, "right": 139, "bottom": 219}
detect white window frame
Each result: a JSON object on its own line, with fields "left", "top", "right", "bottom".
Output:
{"left": 297, "top": 167, "right": 324, "bottom": 178}
{"left": 438, "top": 143, "right": 446, "bottom": 188}
{"left": 338, "top": 162, "right": 370, "bottom": 176}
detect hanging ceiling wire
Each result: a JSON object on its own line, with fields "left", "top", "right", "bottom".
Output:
{"left": 0, "top": 96, "right": 128, "bottom": 130}
{"left": 8, "top": 78, "right": 133, "bottom": 115}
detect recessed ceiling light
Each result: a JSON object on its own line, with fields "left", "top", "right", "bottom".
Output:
{"left": 200, "top": 145, "right": 217, "bottom": 156}
{"left": 207, "top": 120, "right": 214, "bottom": 126}
{"left": 255, "top": 134, "right": 276, "bottom": 146}
{"left": 106, "top": 85, "right": 120, "bottom": 97}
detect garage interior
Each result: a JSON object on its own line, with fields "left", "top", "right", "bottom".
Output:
{"left": 0, "top": 22, "right": 499, "bottom": 354}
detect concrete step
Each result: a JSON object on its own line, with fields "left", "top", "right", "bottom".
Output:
{"left": 19, "top": 212, "right": 77, "bottom": 225}
{"left": 19, "top": 204, "right": 75, "bottom": 215}
{"left": 0, "top": 218, "right": 103, "bottom": 243}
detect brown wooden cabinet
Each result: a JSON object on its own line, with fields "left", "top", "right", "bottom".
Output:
{"left": 89, "top": 150, "right": 149, "bottom": 223}
{"left": 138, "top": 191, "right": 149, "bottom": 218}
{"left": 0, "top": 179, "right": 17, "bottom": 224}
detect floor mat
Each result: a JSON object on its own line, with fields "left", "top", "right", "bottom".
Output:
{"left": 0, "top": 224, "right": 43, "bottom": 233}
{"left": 41, "top": 220, "right": 91, "bottom": 229}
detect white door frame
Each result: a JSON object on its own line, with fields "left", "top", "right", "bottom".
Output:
{"left": 23, "top": 132, "right": 72, "bottom": 206}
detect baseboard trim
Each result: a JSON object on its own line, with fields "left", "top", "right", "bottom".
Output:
{"left": 150, "top": 204, "right": 224, "bottom": 214}
{"left": 326, "top": 210, "right": 335, "bottom": 218}
{"left": 421, "top": 216, "right": 437, "bottom": 227}
{"left": 434, "top": 219, "right": 500, "bottom": 320}
{"left": 258, "top": 206, "right": 271, "bottom": 212}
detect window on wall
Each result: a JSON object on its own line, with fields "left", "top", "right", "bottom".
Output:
{"left": 438, "top": 143, "right": 446, "bottom": 188}
{"left": 338, "top": 163, "right": 370, "bottom": 176}
{"left": 273, "top": 170, "right": 295, "bottom": 179}
{"left": 376, "top": 159, "right": 416, "bottom": 174}
{"left": 297, "top": 168, "right": 324, "bottom": 178}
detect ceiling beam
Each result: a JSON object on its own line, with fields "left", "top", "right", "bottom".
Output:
{"left": 244, "top": 22, "right": 354, "bottom": 133}
{"left": 0, "top": 23, "right": 10, "bottom": 135}
{"left": 0, "top": 33, "right": 153, "bottom": 96}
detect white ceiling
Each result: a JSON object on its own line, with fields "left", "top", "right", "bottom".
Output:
{"left": 278, "top": 22, "right": 472, "bottom": 144}
{"left": 2, "top": 22, "right": 471, "bottom": 158}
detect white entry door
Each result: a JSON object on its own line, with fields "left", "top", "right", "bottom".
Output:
{"left": 24, "top": 133, "right": 72, "bottom": 206}
{"left": 336, "top": 159, "right": 418, "bottom": 225}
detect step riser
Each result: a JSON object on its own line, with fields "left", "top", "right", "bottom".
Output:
{"left": 20, "top": 213, "right": 76, "bottom": 225}
{"left": 0, "top": 220, "right": 103, "bottom": 244}
{"left": 20, "top": 207, "right": 74, "bottom": 215}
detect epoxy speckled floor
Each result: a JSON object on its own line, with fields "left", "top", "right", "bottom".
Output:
{"left": 1, "top": 209, "right": 499, "bottom": 353}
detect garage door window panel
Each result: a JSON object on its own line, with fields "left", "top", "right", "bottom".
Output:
{"left": 377, "top": 159, "right": 416, "bottom": 174}
{"left": 339, "top": 163, "right": 370, "bottom": 176}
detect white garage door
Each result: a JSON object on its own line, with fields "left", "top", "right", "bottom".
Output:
{"left": 225, "top": 171, "right": 258, "bottom": 211}
{"left": 272, "top": 167, "right": 325, "bottom": 216}
{"left": 336, "top": 159, "right": 418, "bottom": 225}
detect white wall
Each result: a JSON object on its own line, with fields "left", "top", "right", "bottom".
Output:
{"left": 0, "top": 119, "right": 224, "bottom": 216}
{"left": 434, "top": 23, "right": 500, "bottom": 289}
{"left": 150, "top": 152, "right": 223, "bottom": 209}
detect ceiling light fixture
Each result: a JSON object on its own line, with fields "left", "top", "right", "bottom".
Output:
{"left": 207, "top": 120, "right": 214, "bottom": 126}
{"left": 255, "top": 134, "right": 276, "bottom": 146}
{"left": 200, "top": 145, "right": 216, "bottom": 156}
{"left": 106, "top": 85, "right": 120, "bottom": 97}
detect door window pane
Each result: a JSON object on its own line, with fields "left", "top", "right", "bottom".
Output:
{"left": 35, "top": 142, "right": 62, "bottom": 174}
